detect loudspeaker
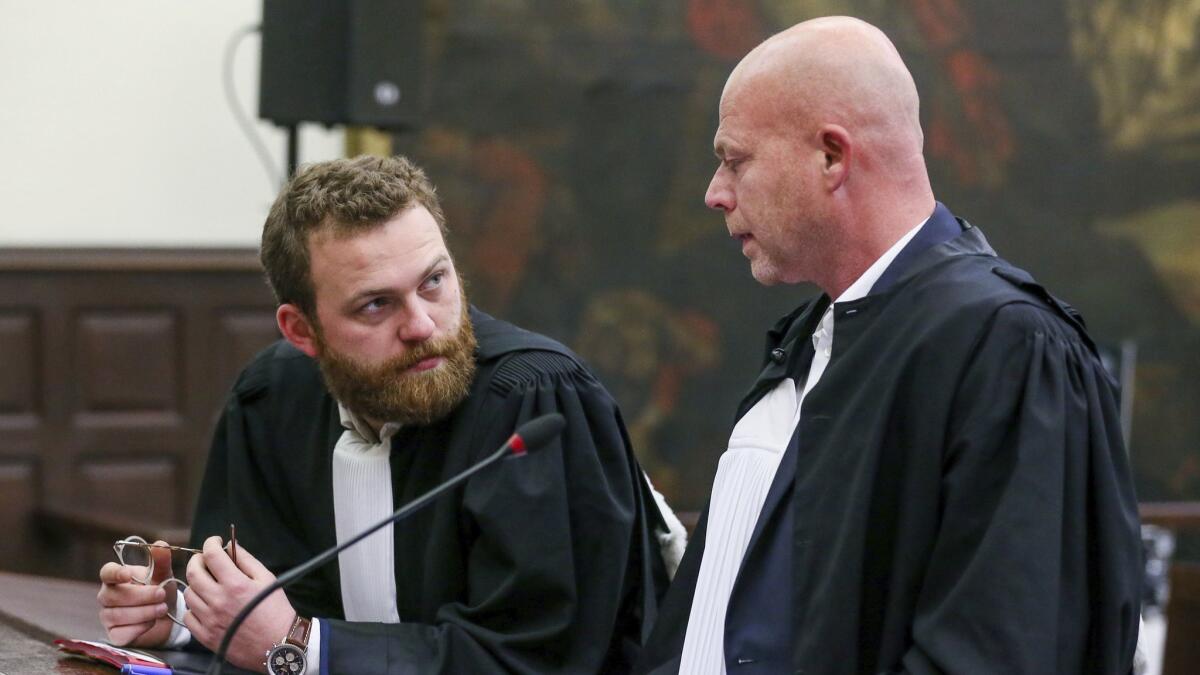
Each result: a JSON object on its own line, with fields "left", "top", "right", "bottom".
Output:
{"left": 259, "top": 0, "right": 424, "bottom": 129}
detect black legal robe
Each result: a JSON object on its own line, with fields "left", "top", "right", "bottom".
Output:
{"left": 191, "top": 309, "right": 667, "bottom": 674}
{"left": 637, "top": 209, "right": 1142, "bottom": 674}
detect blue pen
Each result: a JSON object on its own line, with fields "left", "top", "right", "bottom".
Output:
{"left": 120, "top": 665, "right": 172, "bottom": 675}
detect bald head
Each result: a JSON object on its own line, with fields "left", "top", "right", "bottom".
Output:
{"left": 706, "top": 16, "right": 935, "bottom": 296}
{"left": 727, "top": 16, "right": 924, "bottom": 160}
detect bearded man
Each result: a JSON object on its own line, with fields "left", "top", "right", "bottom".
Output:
{"left": 97, "top": 156, "right": 674, "bottom": 674}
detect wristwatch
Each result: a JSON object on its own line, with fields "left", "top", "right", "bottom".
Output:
{"left": 265, "top": 614, "right": 311, "bottom": 675}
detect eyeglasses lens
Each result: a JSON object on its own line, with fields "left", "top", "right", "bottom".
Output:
{"left": 115, "top": 537, "right": 153, "bottom": 584}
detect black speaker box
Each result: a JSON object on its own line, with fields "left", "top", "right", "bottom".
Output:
{"left": 259, "top": 0, "right": 423, "bottom": 129}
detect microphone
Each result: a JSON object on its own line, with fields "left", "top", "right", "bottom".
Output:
{"left": 506, "top": 411, "right": 566, "bottom": 456}
{"left": 205, "top": 412, "right": 566, "bottom": 675}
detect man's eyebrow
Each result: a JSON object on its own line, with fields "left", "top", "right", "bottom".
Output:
{"left": 714, "top": 138, "right": 741, "bottom": 160}
{"left": 345, "top": 254, "right": 451, "bottom": 306}
{"left": 421, "top": 254, "right": 450, "bottom": 280}
{"left": 347, "top": 286, "right": 391, "bottom": 306}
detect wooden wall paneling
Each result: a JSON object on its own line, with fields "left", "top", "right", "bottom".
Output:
{"left": 0, "top": 308, "right": 43, "bottom": 574}
{"left": 67, "top": 292, "right": 187, "bottom": 537}
{"left": 73, "top": 308, "right": 183, "bottom": 426}
{"left": 1164, "top": 563, "right": 1200, "bottom": 675}
{"left": 0, "top": 282, "right": 53, "bottom": 575}
{"left": 0, "top": 460, "right": 40, "bottom": 574}
{"left": 0, "top": 309, "right": 40, "bottom": 429}
{"left": 29, "top": 274, "right": 73, "bottom": 516}
{"left": 69, "top": 455, "right": 179, "bottom": 578}
{"left": 177, "top": 306, "right": 280, "bottom": 524}
{"left": 76, "top": 455, "right": 178, "bottom": 522}
{"left": 0, "top": 250, "right": 279, "bottom": 578}
{"left": 214, "top": 309, "right": 282, "bottom": 398}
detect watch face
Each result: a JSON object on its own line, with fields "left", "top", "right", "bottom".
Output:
{"left": 266, "top": 643, "right": 306, "bottom": 675}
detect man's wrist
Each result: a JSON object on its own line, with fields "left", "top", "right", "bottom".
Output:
{"left": 265, "top": 614, "right": 311, "bottom": 675}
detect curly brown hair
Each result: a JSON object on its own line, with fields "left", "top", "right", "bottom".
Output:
{"left": 260, "top": 155, "right": 447, "bottom": 317}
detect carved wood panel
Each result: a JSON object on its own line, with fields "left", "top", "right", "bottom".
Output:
{"left": 0, "top": 250, "right": 279, "bottom": 577}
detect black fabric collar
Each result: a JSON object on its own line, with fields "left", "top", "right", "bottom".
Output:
{"left": 743, "top": 203, "right": 993, "bottom": 416}
{"left": 762, "top": 202, "right": 986, "bottom": 354}
{"left": 750, "top": 297, "right": 828, "bottom": 399}
{"left": 870, "top": 202, "right": 973, "bottom": 295}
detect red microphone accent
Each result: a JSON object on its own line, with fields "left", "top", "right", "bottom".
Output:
{"left": 508, "top": 433, "right": 527, "bottom": 456}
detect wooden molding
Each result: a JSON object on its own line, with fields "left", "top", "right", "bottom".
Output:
{"left": 0, "top": 248, "right": 262, "bottom": 273}
{"left": 1140, "top": 501, "right": 1200, "bottom": 531}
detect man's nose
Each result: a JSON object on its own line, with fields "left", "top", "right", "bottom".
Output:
{"left": 399, "top": 306, "right": 437, "bottom": 343}
{"left": 705, "top": 170, "right": 734, "bottom": 212}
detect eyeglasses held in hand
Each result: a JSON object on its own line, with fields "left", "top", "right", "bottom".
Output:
{"left": 112, "top": 536, "right": 198, "bottom": 628}
{"left": 113, "top": 526, "right": 237, "bottom": 630}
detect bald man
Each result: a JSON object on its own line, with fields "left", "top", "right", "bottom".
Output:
{"left": 636, "top": 16, "right": 1142, "bottom": 675}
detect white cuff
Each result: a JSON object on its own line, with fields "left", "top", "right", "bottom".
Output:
{"left": 164, "top": 591, "right": 192, "bottom": 648}
{"left": 303, "top": 618, "right": 322, "bottom": 675}
{"left": 645, "top": 470, "right": 688, "bottom": 579}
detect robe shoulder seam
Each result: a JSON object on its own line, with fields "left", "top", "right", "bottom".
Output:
{"left": 488, "top": 349, "right": 588, "bottom": 396}
{"left": 983, "top": 300, "right": 1094, "bottom": 353}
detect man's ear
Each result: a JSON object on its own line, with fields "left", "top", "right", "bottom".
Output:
{"left": 819, "top": 124, "right": 852, "bottom": 191}
{"left": 277, "top": 303, "right": 320, "bottom": 357}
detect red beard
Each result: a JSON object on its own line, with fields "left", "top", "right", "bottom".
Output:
{"left": 315, "top": 309, "right": 477, "bottom": 426}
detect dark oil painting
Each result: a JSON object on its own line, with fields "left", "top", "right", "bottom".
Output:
{"left": 396, "top": 0, "right": 1200, "bottom": 532}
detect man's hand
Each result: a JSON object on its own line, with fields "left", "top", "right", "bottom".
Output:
{"left": 184, "top": 536, "right": 296, "bottom": 673}
{"left": 97, "top": 540, "right": 177, "bottom": 647}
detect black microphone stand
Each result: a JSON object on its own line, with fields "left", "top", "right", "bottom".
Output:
{"left": 205, "top": 435, "right": 529, "bottom": 675}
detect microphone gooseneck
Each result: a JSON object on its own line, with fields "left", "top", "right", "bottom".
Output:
{"left": 206, "top": 413, "right": 566, "bottom": 675}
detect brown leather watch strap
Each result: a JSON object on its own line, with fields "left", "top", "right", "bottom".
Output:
{"left": 285, "top": 615, "right": 312, "bottom": 650}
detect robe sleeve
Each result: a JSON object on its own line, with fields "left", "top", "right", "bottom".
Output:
{"left": 895, "top": 302, "right": 1142, "bottom": 675}
{"left": 189, "top": 377, "right": 344, "bottom": 621}
{"left": 323, "top": 350, "right": 654, "bottom": 674}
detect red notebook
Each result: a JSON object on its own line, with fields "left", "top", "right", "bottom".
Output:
{"left": 54, "top": 638, "right": 170, "bottom": 670}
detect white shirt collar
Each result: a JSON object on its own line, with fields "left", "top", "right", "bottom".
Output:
{"left": 337, "top": 402, "right": 402, "bottom": 447}
{"left": 810, "top": 216, "right": 931, "bottom": 356}
{"left": 834, "top": 216, "right": 930, "bottom": 305}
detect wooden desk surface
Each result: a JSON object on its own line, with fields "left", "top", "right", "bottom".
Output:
{"left": 0, "top": 570, "right": 106, "bottom": 641}
{"left": 0, "top": 571, "right": 110, "bottom": 674}
{"left": 0, "top": 571, "right": 257, "bottom": 675}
